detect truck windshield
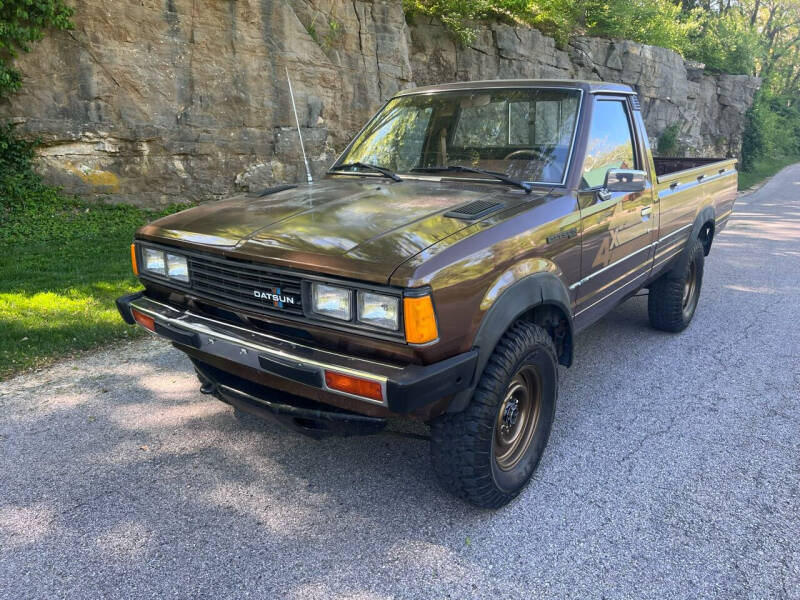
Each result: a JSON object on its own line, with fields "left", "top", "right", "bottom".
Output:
{"left": 333, "top": 88, "right": 581, "bottom": 185}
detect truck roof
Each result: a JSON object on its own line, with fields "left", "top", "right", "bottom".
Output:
{"left": 394, "top": 79, "right": 637, "bottom": 97}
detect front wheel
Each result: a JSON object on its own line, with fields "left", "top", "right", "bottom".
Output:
{"left": 430, "top": 322, "right": 557, "bottom": 509}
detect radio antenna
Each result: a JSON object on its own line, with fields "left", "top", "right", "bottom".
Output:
{"left": 285, "top": 65, "right": 313, "bottom": 184}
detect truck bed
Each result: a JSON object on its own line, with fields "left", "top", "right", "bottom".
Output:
{"left": 651, "top": 155, "right": 737, "bottom": 280}
{"left": 653, "top": 156, "right": 731, "bottom": 178}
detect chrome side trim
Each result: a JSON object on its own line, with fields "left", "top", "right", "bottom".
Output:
{"left": 569, "top": 241, "right": 655, "bottom": 290}
{"left": 575, "top": 269, "right": 648, "bottom": 316}
{"left": 569, "top": 223, "right": 692, "bottom": 291}
{"left": 657, "top": 223, "right": 692, "bottom": 243}
{"left": 130, "top": 297, "right": 391, "bottom": 406}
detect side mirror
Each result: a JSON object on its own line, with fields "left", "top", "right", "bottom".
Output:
{"left": 603, "top": 169, "right": 647, "bottom": 193}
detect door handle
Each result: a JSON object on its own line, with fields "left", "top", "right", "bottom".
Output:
{"left": 641, "top": 206, "right": 652, "bottom": 217}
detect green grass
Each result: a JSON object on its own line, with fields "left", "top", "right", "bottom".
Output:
{"left": 738, "top": 155, "right": 800, "bottom": 190}
{"left": 0, "top": 184, "right": 185, "bottom": 380}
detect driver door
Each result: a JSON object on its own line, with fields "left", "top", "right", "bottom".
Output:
{"left": 574, "top": 95, "right": 656, "bottom": 328}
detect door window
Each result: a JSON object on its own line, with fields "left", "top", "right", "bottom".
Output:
{"left": 580, "top": 100, "right": 636, "bottom": 189}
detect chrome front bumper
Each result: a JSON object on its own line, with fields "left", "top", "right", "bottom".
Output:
{"left": 116, "top": 292, "right": 477, "bottom": 413}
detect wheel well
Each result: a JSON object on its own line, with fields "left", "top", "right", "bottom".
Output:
{"left": 517, "top": 303, "right": 572, "bottom": 367}
{"left": 699, "top": 220, "right": 715, "bottom": 256}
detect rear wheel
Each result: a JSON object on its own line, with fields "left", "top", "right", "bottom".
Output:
{"left": 430, "top": 322, "right": 557, "bottom": 509}
{"left": 648, "top": 238, "right": 704, "bottom": 332}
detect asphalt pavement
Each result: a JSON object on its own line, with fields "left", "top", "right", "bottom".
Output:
{"left": 1, "top": 164, "right": 798, "bottom": 599}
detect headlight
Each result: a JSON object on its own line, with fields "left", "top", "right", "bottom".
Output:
{"left": 312, "top": 283, "right": 351, "bottom": 321}
{"left": 166, "top": 253, "right": 189, "bottom": 282}
{"left": 357, "top": 291, "right": 399, "bottom": 330}
{"left": 142, "top": 247, "right": 166, "bottom": 276}
{"left": 139, "top": 246, "right": 190, "bottom": 283}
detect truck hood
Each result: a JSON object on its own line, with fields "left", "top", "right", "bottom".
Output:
{"left": 137, "top": 178, "right": 542, "bottom": 284}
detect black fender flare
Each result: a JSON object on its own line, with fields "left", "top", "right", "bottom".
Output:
{"left": 672, "top": 206, "right": 715, "bottom": 275}
{"left": 447, "top": 271, "right": 573, "bottom": 413}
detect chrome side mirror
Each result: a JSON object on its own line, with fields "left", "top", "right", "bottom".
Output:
{"left": 603, "top": 169, "right": 647, "bottom": 193}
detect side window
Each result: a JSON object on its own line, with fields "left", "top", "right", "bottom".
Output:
{"left": 581, "top": 100, "right": 636, "bottom": 189}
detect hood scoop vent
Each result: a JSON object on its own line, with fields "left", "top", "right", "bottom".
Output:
{"left": 445, "top": 199, "right": 504, "bottom": 221}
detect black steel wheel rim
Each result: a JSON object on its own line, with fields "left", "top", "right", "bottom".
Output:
{"left": 493, "top": 365, "right": 542, "bottom": 471}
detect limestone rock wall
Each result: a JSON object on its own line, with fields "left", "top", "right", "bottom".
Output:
{"left": 0, "top": 1, "right": 759, "bottom": 206}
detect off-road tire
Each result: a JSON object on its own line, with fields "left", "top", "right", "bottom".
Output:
{"left": 648, "top": 238, "right": 704, "bottom": 332}
{"left": 430, "top": 322, "right": 558, "bottom": 509}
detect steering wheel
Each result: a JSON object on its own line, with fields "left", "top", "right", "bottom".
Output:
{"left": 503, "top": 149, "right": 543, "bottom": 161}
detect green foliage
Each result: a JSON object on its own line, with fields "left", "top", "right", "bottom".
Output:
{"left": 657, "top": 124, "right": 682, "bottom": 157}
{"left": 0, "top": 159, "right": 187, "bottom": 379}
{"left": 737, "top": 153, "right": 798, "bottom": 190}
{"left": 305, "top": 13, "right": 344, "bottom": 50}
{"left": 741, "top": 91, "right": 800, "bottom": 171}
{"left": 0, "top": 0, "right": 73, "bottom": 98}
{"left": 0, "top": 195, "right": 184, "bottom": 380}
{"left": 582, "top": 0, "right": 697, "bottom": 54}
{"left": 404, "top": 0, "right": 696, "bottom": 49}
{"left": 0, "top": 122, "right": 188, "bottom": 379}
{"left": 403, "top": 0, "right": 536, "bottom": 44}
{"left": 685, "top": 10, "right": 760, "bottom": 75}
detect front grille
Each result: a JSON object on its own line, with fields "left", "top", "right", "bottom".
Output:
{"left": 187, "top": 254, "right": 304, "bottom": 317}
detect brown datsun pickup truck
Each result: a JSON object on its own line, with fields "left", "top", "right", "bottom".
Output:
{"left": 117, "top": 80, "right": 737, "bottom": 507}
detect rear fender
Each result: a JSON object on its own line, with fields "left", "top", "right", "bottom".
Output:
{"left": 672, "top": 206, "right": 715, "bottom": 274}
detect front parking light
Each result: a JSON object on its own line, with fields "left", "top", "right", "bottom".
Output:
{"left": 403, "top": 294, "right": 438, "bottom": 344}
{"left": 131, "top": 308, "right": 155, "bottom": 332}
{"left": 130, "top": 243, "right": 138, "bottom": 276}
{"left": 324, "top": 370, "right": 383, "bottom": 401}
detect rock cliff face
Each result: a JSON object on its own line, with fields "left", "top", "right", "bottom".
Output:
{"left": 1, "top": 1, "right": 759, "bottom": 206}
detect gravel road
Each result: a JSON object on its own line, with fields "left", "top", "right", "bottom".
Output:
{"left": 1, "top": 165, "right": 799, "bottom": 599}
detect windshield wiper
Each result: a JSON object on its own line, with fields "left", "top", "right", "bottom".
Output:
{"left": 412, "top": 165, "right": 532, "bottom": 194}
{"left": 332, "top": 162, "right": 403, "bottom": 182}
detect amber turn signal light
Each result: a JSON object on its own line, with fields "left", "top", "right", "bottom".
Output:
{"left": 130, "top": 243, "right": 139, "bottom": 276}
{"left": 403, "top": 294, "right": 438, "bottom": 344}
{"left": 131, "top": 308, "right": 155, "bottom": 332}
{"left": 324, "top": 371, "right": 383, "bottom": 402}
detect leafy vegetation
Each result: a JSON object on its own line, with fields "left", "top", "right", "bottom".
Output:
{"left": 0, "top": 0, "right": 73, "bottom": 98}
{"left": 0, "top": 0, "right": 152, "bottom": 379}
{"left": 737, "top": 154, "right": 799, "bottom": 190}
{"left": 0, "top": 126, "right": 185, "bottom": 379}
{"left": 657, "top": 124, "right": 683, "bottom": 157}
